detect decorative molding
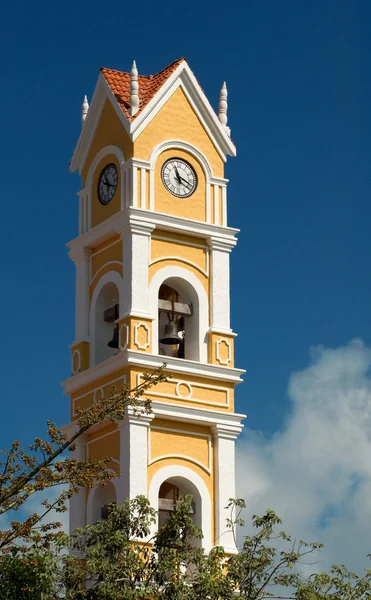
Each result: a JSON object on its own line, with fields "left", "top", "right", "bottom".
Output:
{"left": 81, "top": 95, "right": 89, "bottom": 124}
{"left": 216, "top": 338, "right": 231, "bottom": 365}
{"left": 63, "top": 348, "right": 244, "bottom": 397}
{"left": 119, "top": 323, "right": 129, "bottom": 350}
{"left": 218, "top": 82, "right": 230, "bottom": 137}
{"left": 93, "top": 387, "right": 104, "bottom": 404}
{"left": 90, "top": 260, "right": 123, "bottom": 285}
{"left": 148, "top": 465, "right": 213, "bottom": 551}
{"left": 148, "top": 424, "right": 212, "bottom": 474}
{"left": 137, "top": 373, "right": 229, "bottom": 408}
{"left": 148, "top": 264, "right": 209, "bottom": 362}
{"left": 134, "top": 323, "right": 150, "bottom": 350}
{"left": 66, "top": 207, "right": 238, "bottom": 261}
{"left": 175, "top": 381, "right": 192, "bottom": 399}
{"left": 151, "top": 400, "right": 245, "bottom": 431}
{"left": 129, "top": 60, "right": 139, "bottom": 117}
{"left": 72, "top": 375, "right": 126, "bottom": 417}
{"left": 72, "top": 349, "right": 81, "bottom": 375}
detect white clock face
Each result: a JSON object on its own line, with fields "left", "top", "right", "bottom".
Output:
{"left": 161, "top": 158, "right": 197, "bottom": 198}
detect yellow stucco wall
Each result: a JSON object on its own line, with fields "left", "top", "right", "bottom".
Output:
{"left": 82, "top": 99, "right": 132, "bottom": 184}
{"left": 151, "top": 236, "right": 208, "bottom": 277}
{"left": 134, "top": 87, "right": 223, "bottom": 178}
{"left": 91, "top": 236, "right": 123, "bottom": 281}
{"left": 150, "top": 421, "right": 211, "bottom": 474}
{"left": 131, "top": 368, "right": 234, "bottom": 412}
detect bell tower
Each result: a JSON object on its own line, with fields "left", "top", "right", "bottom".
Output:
{"left": 63, "top": 58, "right": 245, "bottom": 553}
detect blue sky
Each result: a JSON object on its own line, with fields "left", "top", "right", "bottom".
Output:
{"left": 1, "top": 0, "right": 371, "bottom": 570}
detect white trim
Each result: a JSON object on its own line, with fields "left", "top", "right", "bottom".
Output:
{"left": 149, "top": 256, "right": 208, "bottom": 277}
{"left": 130, "top": 63, "right": 236, "bottom": 158}
{"left": 85, "top": 144, "right": 126, "bottom": 230}
{"left": 151, "top": 233, "right": 208, "bottom": 250}
{"left": 72, "top": 374, "right": 126, "bottom": 417}
{"left": 221, "top": 186, "right": 227, "bottom": 226}
{"left": 134, "top": 323, "right": 150, "bottom": 350}
{"left": 149, "top": 139, "right": 213, "bottom": 179}
{"left": 71, "top": 349, "right": 81, "bottom": 375}
{"left": 86, "top": 472, "right": 120, "bottom": 526}
{"left": 140, "top": 168, "right": 147, "bottom": 209}
{"left": 149, "top": 265, "right": 209, "bottom": 362}
{"left": 138, "top": 372, "right": 230, "bottom": 409}
{"left": 66, "top": 207, "right": 239, "bottom": 260}
{"left": 90, "top": 260, "right": 123, "bottom": 285}
{"left": 132, "top": 165, "right": 138, "bottom": 207}
{"left": 175, "top": 381, "right": 192, "bottom": 399}
{"left": 93, "top": 387, "right": 104, "bottom": 404}
{"left": 119, "top": 323, "right": 129, "bottom": 350}
{"left": 89, "top": 270, "right": 123, "bottom": 367}
{"left": 148, "top": 425, "right": 212, "bottom": 474}
{"left": 216, "top": 338, "right": 231, "bottom": 365}
{"left": 150, "top": 233, "right": 209, "bottom": 276}
{"left": 151, "top": 401, "right": 245, "bottom": 430}
{"left": 63, "top": 349, "right": 245, "bottom": 396}
{"left": 91, "top": 237, "right": 122, "bottom": 257}
{"left": 148, "top": 465, "right": 213, "bottom": 551}
{"left": 213, "top": 184, "right": 220, "bottom": 226}
{"left": 87, "top": 427, "right": 118, "bottom": 445}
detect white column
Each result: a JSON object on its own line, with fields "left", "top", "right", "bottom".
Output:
{"left": 213, "top": 424, "right": 241, "bottom": 554}
{"left": 69, "top": 433, "right": 87, "bottom": 533}
{"left": 208, "top": 237, "right": 235, "bottom": 332}
{"left": 213, "top": 184, "right": 220, "bottom": 225}
{"left": 140, "top": 168, "right": 147, "bottom": 209}
{"left": 70, "top": 247, "right": 91, "bottom": 341}
{"left": 221, "top": 185, "right": 227, "bottom": 226}
{"left": 118, "top": 410, "right": 153, "bottom": 502}
{"left": 120, "top": 218, "right": 154, "bottom": 318}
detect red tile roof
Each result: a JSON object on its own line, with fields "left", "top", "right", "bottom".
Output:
{"left": 101, "top": 58, "right": 186, "bottom": 121}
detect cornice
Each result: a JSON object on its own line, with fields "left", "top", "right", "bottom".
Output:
{"left": 62, "top": 349, "right": 245, "bottom": 396}
{"left": 66, "top": 207, "right": 239, "bottom": 256}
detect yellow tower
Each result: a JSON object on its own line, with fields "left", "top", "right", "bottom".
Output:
{"left": 63, "top": 58, "right": 245, "bottom": 553}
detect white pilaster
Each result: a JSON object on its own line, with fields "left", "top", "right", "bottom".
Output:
{"left": 118, "top": 409, "right": 153, "bottom": 501}
{"left": 70, "top": 247, "right": 92, "bottom": 341}
{"left": 119, "top": 218, "right": 154, "bottom": 318}
{"left": 213, "top": 424, "right": 241, "bottom": 553}
{"left": 208, "top": 237, "right": 235, "bottom": 332}
{"left": 69, "top": 433, "right": 87, "bottom": 533}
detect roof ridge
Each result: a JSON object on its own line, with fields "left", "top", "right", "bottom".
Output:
{"left": 101, "top": 57, "right": 186, "bottom": 79}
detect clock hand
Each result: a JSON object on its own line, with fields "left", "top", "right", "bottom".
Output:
{"left": 174, "top": 167, "right": 182, "bottom": 184}
{"left": 179, "top": 176, "right": 192, "bottom": 188}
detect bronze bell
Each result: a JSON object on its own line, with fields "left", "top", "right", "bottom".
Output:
{"left": 160, "top": 320, "right": 182, "bottom": 345}
{"left": 107, "top": 325, "right": 119, "bottom": 349}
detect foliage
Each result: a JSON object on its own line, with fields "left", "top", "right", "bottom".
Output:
{"left": 1, "top": 494, "right": 371, "bottom": 598}
{"left": 0, "top": 545, "right": 58, "bottom": 600}
{"left": 0, "top": 366, "right": 167, "bottom": 553}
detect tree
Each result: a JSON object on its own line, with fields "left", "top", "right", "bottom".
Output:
{"left": 0, "top": 366, "right": 167, "bottom": 553}
{"left": 3, "top": 496, "right": 367, "bottom": 600}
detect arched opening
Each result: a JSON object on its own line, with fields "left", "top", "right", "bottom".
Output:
{"left": 89, "top": 480, "right": 117, "bottom": 524}
{"left": 157, "top": 476, "right": 201, "bottom": 547}
{"left": 158, "top": 279, "right": 198, "bottom": 361}
{"left": 94, "top": 282, "right": 119, "bottom": 365}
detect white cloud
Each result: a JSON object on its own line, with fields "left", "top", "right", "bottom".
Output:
{"left": 236, "top": 338, "right": 371, "bottom": 573}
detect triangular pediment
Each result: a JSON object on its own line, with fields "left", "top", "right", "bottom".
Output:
{"left": 70, "top": 59, "right": 235, "bottom": 173}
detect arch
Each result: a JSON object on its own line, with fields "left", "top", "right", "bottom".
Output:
{"left": 86, "top": 476, "right": 120, "bottom": 525}
{"left": 148, "top": 465, "right": 212, "bottom": 551}
{"left": 149, "top": 266, "right": 208, "bottom": 362}
{"left": 89, "top": 270, "right": 123, "bottom": 366}
{"left": 85, "top": 145, "right": 126, "bottom": 226}
{"left": 149, "top": 139, "right": 213, "bottom": 181}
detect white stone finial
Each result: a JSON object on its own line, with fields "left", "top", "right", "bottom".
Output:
{"left": 218, "top": 81, "right": 230, "bottom": 136}
{"left": 81, "top": 95, "right": 89, "bottom": 124}
{"left": 130, "top": 60, "right": 139, "bottom": 117}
